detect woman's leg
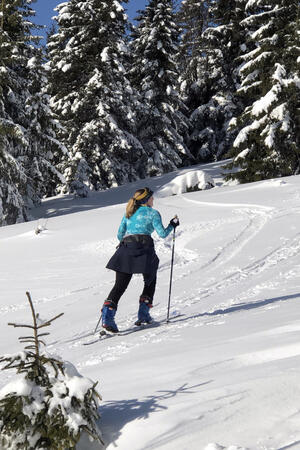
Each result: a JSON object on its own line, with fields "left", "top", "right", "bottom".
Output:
{"left": 141, "top": 275, "right": 157, "bottom": 304}
{"left": 106, "top": 271, "right": 132, "bottom": 307}
{"left": 102, "top": 272, "right": 132, "bottom": 332}
{"left": 136, "top": 274, "right": 157, "bottom": 325}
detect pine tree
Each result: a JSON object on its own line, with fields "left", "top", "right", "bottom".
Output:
{"left": 0, "top": 0, "right": 64, "bottom": 225}
{"left": 0, "top": 292, "right": 103, "bottom": 449}
{"left": 130, "top": 0, "right": 191, "bottom": 176}
{"left": 179, "top": 0, "right": 247, "bottom": 162}
{"left": 177, "top": 0, "right": 209, "bottom": 110}
{"left": 47, "top": 0, "right": 145, "bottom": 197}
{"left": 24, "top": 51, "right": 67, "bottom": 202}
{"left": 226, "top": 0, "right": 300, "bottom": 182}
{"left": 0, "top": 0, "right": 30, "bottom": 224}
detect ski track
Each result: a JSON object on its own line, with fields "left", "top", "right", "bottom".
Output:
{"left": 48, "top": 201, "right": 300, "bottom": 367}
{"left": 181, "top": 195, "right": 274, "bottom": 212}
{"left": 0, "top": 280, "right": 111, "bottom": 316}
{"left": 156, "top": 215, "right": 248, "bottom": 271}
{"left": 68, "top": 282, "right": 300, "bottom": 368}
{"left": 151, "top": 199, "right": 276, "bottom": 288}
{"left": 179, "top": 196, "right": 275, "bottom": 271}
{"left": 164, "top": 200, "right": 300, "bottom": 316}
{"left": 13, "top": 197, "right": 300, "bottom": 374}
{"left": 170, "top": 231, "right": 300, "bottom": 311}
{"left": 0, "top": 209, "right": 254, "bottom": 318}
{"left": 71, "top": 205, "right": 300, "bottom": 363}
{"left": 197, "top": 208, "right": 270, "bottom": 271}
{"left": 76, "top": 320, "right": 210, "bottom": 368}
{"left": 0, "top": 201, "right": 274, "bottom": 318}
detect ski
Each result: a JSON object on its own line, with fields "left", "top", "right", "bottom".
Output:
{"left": 83, "top": 322, "right": 157, "bottom": 345}
{"left": 83, "top": 330, "right": 115, "bottom": 345}
{"left": 118, "top": 320, "right": 161, "bottom": 336}
{"left": 82, "top": 314, "right": 183, "bottom": 346}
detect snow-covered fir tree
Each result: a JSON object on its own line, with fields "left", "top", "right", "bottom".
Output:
{"left": 25, "top": 51, "right": 66, "bottom": 202}
{"left": 227, "top": 0, "right": 300, "bottom": 182}
{"left": 0, "top": 292, "right": 103, "bottom": 449}
{"left": 47, "top": 0, "right": 146, "bottom": 197}
{"left": 179, "top": 0, "right": 247, "bottom": 162}
{"left": 177, "top": 0, "right": 209, "bottom": 110}
{"left": 0, "top": 0, "right": 64, "bottom": 225}
{"left": 130, "top": 0, "right": 191, "bottom": 176}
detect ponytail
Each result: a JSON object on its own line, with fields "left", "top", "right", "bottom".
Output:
{"left": 126, "top": 197, "right": 139, "bottom": 218}
{"left": 125, "top": 187, "right": 153, "bottom": 218}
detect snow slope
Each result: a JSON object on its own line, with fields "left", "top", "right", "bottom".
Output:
{"left": 1, "top": 161, "right": 300, "bottom": 450}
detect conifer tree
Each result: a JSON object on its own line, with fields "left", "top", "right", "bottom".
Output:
{"left": 0, "top": 292, "right": 103, "bottom": 449}
{"left": 0, "top": 0, "right": 64, "bottom": 225}
{"left": 24, "top": 52, "right": 66, "bottom": 202}
{"left": 47, "top": 0, "right": 145, "bottom": 197}
{"left": 179, "top": 0, "right": 247, "bottom": 161}
{"left": 227, "top": 0, "right": 300, "bottom": 182}
{"left": 177, "top": 0, "right": 209, "bottom": 110}
{"left": 0, "top": 0, "right": 31, "bottom": 224}
{"left": 130, "top": 0, "right": 191, "bottom": 176}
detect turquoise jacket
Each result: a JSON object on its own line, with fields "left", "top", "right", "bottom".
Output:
{"left": 117, "top": 206, "right": 173, "bottom": 241}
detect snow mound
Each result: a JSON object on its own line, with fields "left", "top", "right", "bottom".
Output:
{"left": 261, "top": 179, "right": 287, "bottom": 187}
{"left": 0, "top": 374, "right": 33, "bottom": 398}
{"left": 204, "top": 444, "right": 247, "bottom": 450}
{"left": 156, "top": 170, "right": 215, "bottom": 197}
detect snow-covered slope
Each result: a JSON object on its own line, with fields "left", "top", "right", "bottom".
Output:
{"left": 1, "top": 162, "right": 300, "bottom": 450}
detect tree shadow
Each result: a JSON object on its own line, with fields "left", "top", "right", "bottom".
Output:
{"left": 31, "top": 161, "right": 225, "bottom": 221}
{"left": 30, "top": 168, "right": 188, "bottom": 220}
{"left": 278, "top": 441, "right": 300, "bottom": 450}
{"left": 99, "top": 381, "right": 212, "bottom": 448}
{"left": 170, "top": 293, "right": 300, "bottom": 325}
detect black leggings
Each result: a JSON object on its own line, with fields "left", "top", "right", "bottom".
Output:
{"left": 107, "top": 272, "right": 157, "bottom": 307}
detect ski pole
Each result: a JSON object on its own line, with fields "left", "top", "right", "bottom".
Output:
{"left": 94, "top": 312, "right": 102, "bottom": 334}
{"left": 167, "top": 218, "right": 178, "bottom": 322}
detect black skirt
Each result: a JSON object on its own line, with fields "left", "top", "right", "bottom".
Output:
{"left": 106, "top": 235, "right": 159, "bottom": 279}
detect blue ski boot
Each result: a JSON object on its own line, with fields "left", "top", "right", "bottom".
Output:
{"left": 101, "top": 300, "right": 118, "bottom": 333}
{"left": 135, "top": 296, "right": 153, "bottom": 326}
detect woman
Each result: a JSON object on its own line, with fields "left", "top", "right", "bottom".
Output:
{"left": 101, "top": 187, "right": 179, "bottom": 333}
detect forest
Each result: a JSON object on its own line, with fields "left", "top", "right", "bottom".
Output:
{"left": 0, "top": 0, "right": 299, "bottom": 225}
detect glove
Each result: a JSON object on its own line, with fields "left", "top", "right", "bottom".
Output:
{"left": 170, "top": 216, "right": 179, "bottom": 229}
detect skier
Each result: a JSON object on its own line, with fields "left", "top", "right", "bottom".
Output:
{"left": 101, "top": 187, "right": 179, "bottom": 333}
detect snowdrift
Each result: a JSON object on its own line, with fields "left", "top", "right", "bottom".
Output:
{"left": 1, "top": 161, "right": 300, "bottom": 449}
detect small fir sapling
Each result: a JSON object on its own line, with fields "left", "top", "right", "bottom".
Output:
{"left": 0, "top": 292, "right": 104, "bottom": 449}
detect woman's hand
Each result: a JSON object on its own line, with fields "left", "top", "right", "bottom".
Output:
{"left": 170, "top": 216, "right": 179, "bottom": 229}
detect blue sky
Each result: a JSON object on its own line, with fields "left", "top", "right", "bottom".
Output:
{"left": 34, "top": 0, "right": 147, "bottom": 42}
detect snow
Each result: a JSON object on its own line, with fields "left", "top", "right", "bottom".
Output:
{"left": 272, "top": 63, "right": 286, "bottom": 82}
{"left": 235, "top": 148, "right": 250, "bottom": 160}
{"left": 101, "top": 47, "right": 110, "bottom": 62}
{"left": 0, "top": 374, "right": 33, "bottom": 398}
{"left": 251, "top": 85, "right": 280, "bottom": 116}
{"left": 156, "top": 170, "right": 215, "bottom": 197}
{"left": 27, "top": 57, "right": 36, "bottom": 68}
{"left": 233, "top": 118, "right": 265, "bottom": 147}
{"left": 61, "top": 63, "right": 72, "bottom": 73}
{"left": 264, "top": 123, "right": 277, "bottom": 148}
{"left": 251, "top": 22, "right": 272, "bottom": 40}
{"left": 1, "top": 161, "right": 300, "bottom": 449}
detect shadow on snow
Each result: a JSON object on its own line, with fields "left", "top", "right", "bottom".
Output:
{"left": 99, "top": 381, "right": 212, "bottom": 448}
{"left": 31, "top": 161, "right": 226, "bottom": 221}
{"left": 168, "top": 293, "right": 300, "bottom": 326}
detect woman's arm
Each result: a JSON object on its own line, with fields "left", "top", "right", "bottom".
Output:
{"left": 152, "top": 210, "right": 173, "bottom": 238}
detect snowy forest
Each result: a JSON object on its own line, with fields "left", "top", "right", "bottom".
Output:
{"left": 0, "top": 0, "right": 299, "bottom": 226}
